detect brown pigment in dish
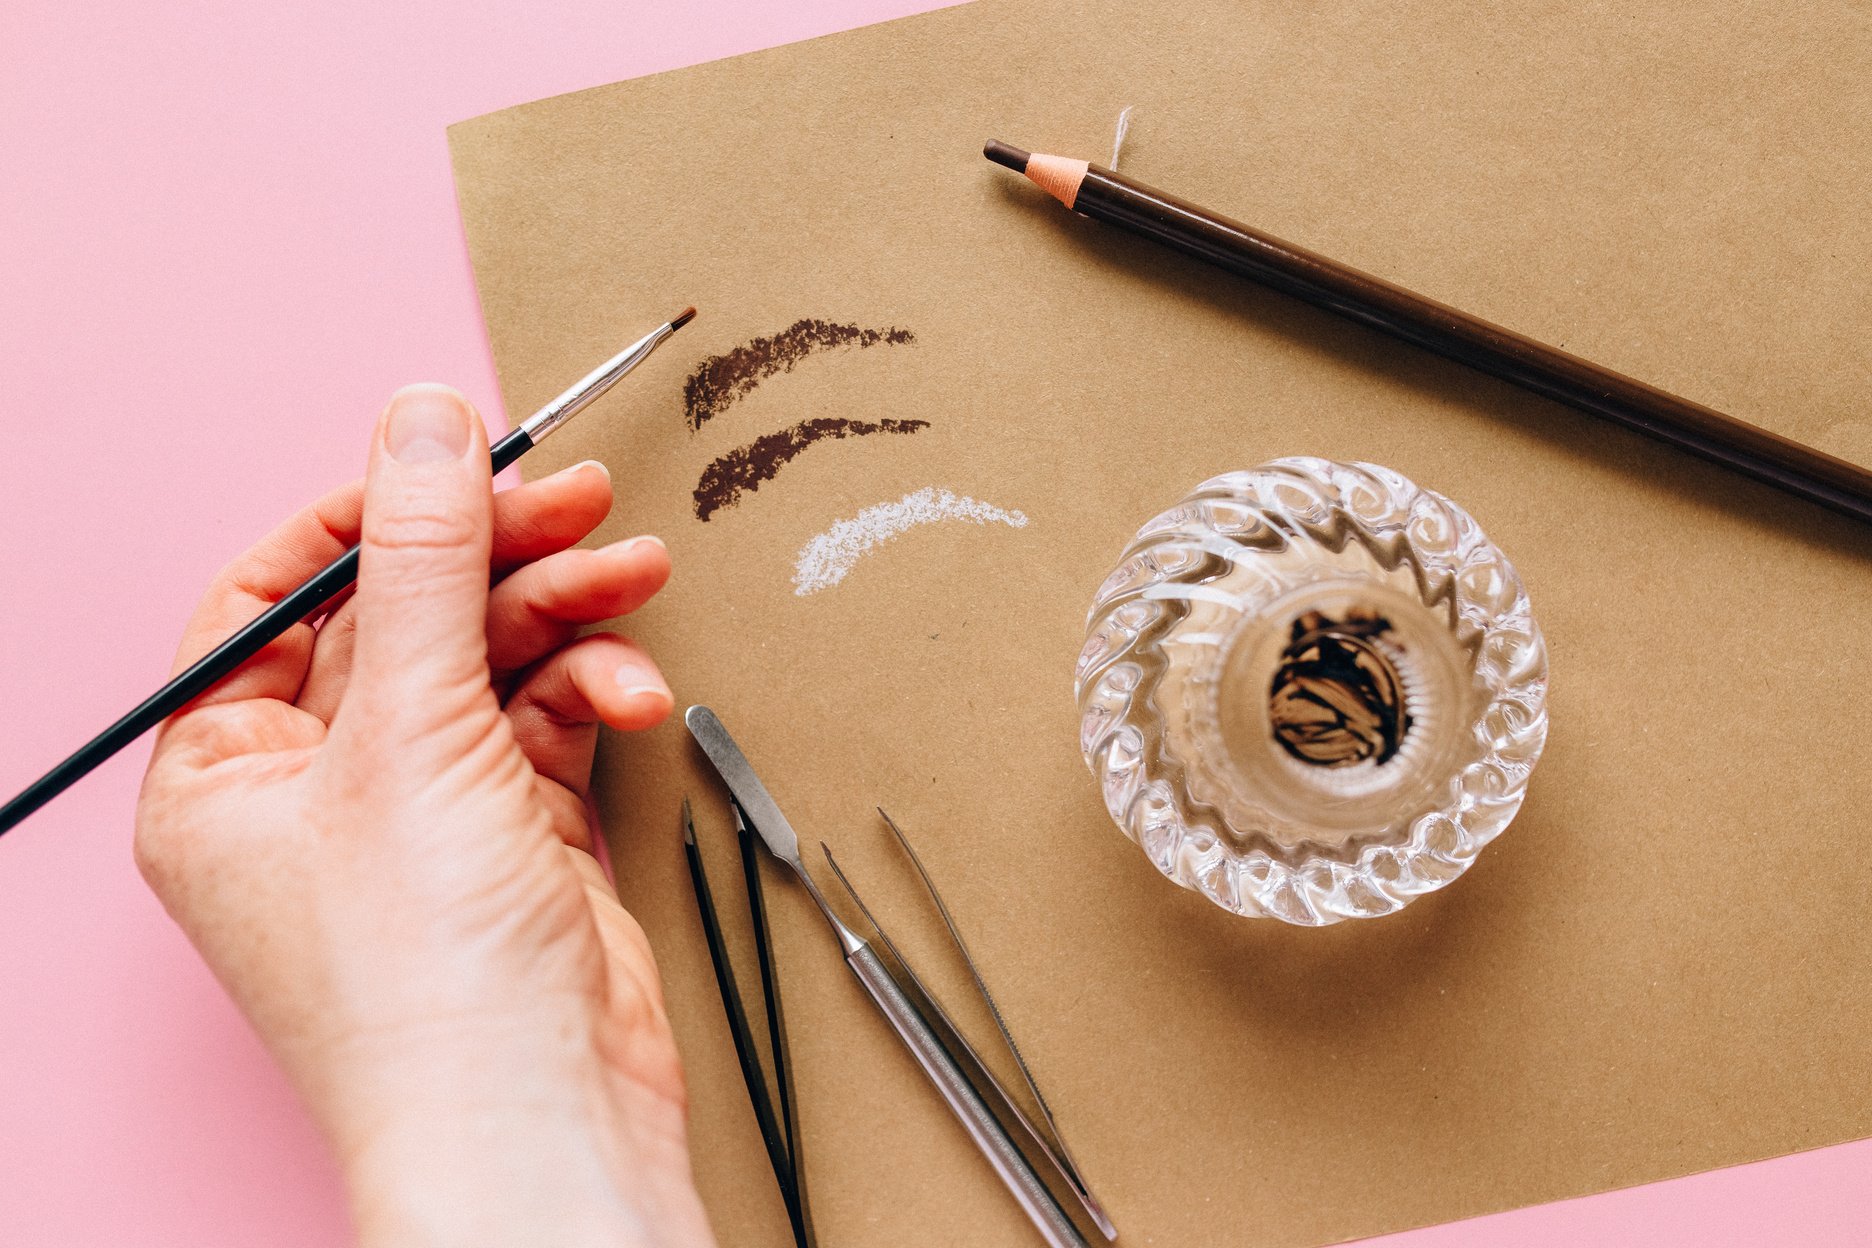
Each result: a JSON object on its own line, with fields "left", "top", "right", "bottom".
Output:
{"left": 683, "top": 319, "right": 916, "bottom": 430}
{"left": 693, "top": 416, "right": 929, "bottom": 520}
{"left": 1268, "top": 609, "right": 1411, "bottom": 767}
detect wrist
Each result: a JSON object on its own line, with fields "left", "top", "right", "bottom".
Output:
{"left": 344, "top": 1096, "right": 662, "bottom": 1248}
{"left": 315, "top": 1021, "right": 702, "bottom": 1248}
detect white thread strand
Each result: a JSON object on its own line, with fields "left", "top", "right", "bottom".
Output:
{"left": 1110, "top": 104, "right": 1136, "bottom": 170}
{"left": 793, "top": 487, "right": 1030, "bottom": 595}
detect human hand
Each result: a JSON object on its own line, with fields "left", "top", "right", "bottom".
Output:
{"left": 135, "top": 385, "right": 716, "bottom": 1248}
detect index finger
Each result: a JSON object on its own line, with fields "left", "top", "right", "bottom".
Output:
{"left": 168, "top": 480, "right": 366, "bottom": 709}
{"left": 169, "top": 457, "right": 618, "bottom": 712}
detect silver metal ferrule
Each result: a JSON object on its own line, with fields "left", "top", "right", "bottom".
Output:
{"left": 519, "top": 319, "right": 675, "bottom": 445}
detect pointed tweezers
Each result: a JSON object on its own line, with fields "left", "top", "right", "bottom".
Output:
{"left": 686, "top": 794, "right": 1114, "bottom": 1245}
{"left": 680, "top": 799, "right": 814, "bottom": 1247}
{"left": 871, "top": 809, "right": 1108, "bottom": 1235}
{"left": 823, "top": 816, "right": 1115, "bottom": 1240}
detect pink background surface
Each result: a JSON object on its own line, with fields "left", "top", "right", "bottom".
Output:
{"left": 0, "top": 2, "right": 1865, "bottom": 1244}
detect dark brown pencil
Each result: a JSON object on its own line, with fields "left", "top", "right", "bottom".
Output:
{"left": 984, "top": 139, "right": 1872, "bottom": 526}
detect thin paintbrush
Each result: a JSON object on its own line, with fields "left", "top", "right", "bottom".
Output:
{"left": 0, "top": 308, "right": 696, "bottom": 838}
{"left": 984, "top": 139, "right": 1872, "bottom": 526}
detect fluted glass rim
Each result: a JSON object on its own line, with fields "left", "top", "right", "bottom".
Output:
{"left": 1074, "top": 457, "right": 1549, "bottom": 925}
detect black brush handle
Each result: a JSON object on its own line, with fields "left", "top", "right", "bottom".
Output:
{"left": 0, "top": 427, "right": 534, "bottom": 837}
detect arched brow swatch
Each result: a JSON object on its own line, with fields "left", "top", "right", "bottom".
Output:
{"left": 693, "top": 416, "right": 929, "bottom": 520}
{"left": 683, "top": 319, "right": 916, "bottom": 431}
{"left": 793, "top": 486, "right": 1030, "bottom": 595}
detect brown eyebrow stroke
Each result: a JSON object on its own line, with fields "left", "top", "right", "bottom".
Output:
{"left": 693, "top": 417, "right": 930, "bottom": 520}
{"left": 683, "top": 319, "right": 916, "bottom": 431}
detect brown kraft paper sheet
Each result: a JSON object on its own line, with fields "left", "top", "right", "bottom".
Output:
{"left": 447, "top": 2, "right": 1872, "bottom": 1243}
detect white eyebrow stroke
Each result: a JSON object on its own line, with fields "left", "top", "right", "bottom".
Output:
{"left": 792, "top": 486, "right": 1030, "bottom": 596}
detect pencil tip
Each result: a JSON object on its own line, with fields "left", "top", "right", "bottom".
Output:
{"left": 670, "top": 306, "right": 697, "bottom": 331}
{"left": 983, "top": 139, "right": 1030, "bottom": 173}
{"left": 680, "top": 796, "right": 695, "bottom": 844}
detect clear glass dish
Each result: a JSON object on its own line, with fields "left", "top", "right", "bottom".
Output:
{"left": 1075, "top": 458, "right": 1548, "bottom": 925}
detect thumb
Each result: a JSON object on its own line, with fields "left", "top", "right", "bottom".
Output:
{"left": 342, "top": 384, "right": 495, "bottom": 744}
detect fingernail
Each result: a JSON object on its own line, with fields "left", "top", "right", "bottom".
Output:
{"left": 386, "top": 385, "right": 472, "bottom": 464}
{"left": 600, "top": 535, "right": 666, "bottom": 559}
{"left": 617, "top": 679, "right": 673, "bottom": 714}
{"left": 552, "top": 459, "right": 610, "bottom": 481}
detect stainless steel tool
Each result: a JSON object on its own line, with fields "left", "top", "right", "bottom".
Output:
{"left": 684, "top": 705, "right": 1095, "bottom": 1248}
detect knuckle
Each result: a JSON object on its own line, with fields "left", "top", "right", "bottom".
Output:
{"left": 328, "top": 683, "right": 503, "bottom": 783}
{"left": 202, "top": 565, "right": 255, "bottom": 614}
{"left": 363, "top": 504, "right": 480, "bottom": 555}
{"left": 525, "top": 688, "right": 596, "bottom": 733}
{"left": 534, "top": 551, "right": 580, "bottom": 603}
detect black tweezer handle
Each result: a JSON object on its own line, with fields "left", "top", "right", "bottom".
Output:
{"left": 681, "top": 801, "right": 813, "bottom": 1247}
